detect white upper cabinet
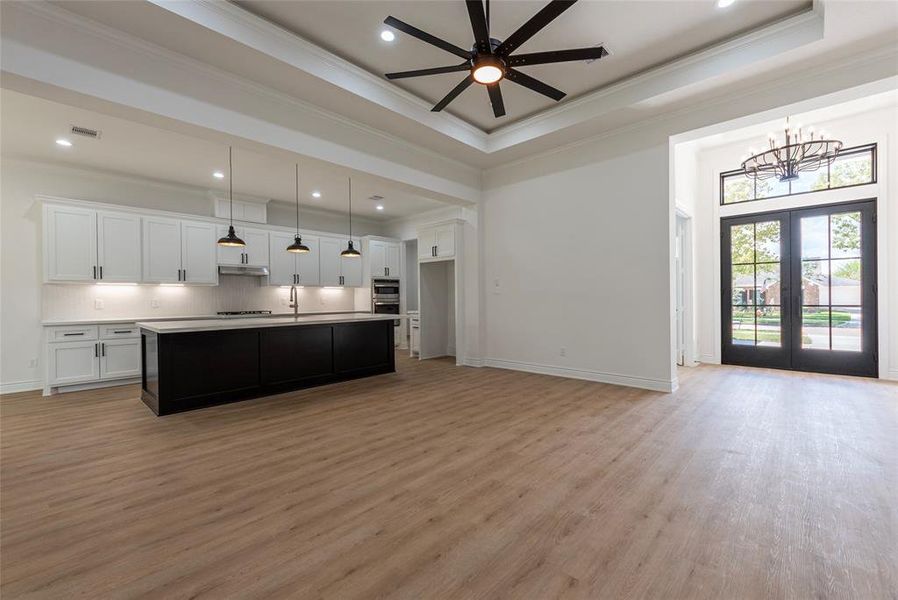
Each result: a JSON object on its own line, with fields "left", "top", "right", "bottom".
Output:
{"left": 214, "top": 197, "right": 267, "bottom": 224}
{"left": 341, "top": 249, "right": 363, "bottom": 287}
{"left": 298, "top": 235, "right": 320, "bottom": 286}
{"left": 268, "top": 231, "right": 295, "bottom": 286}
{"left": 216, "top": 225, "right": 269, "bottom": 266}
{"left": 143, "top": 217, "right": 182, "bottom": 283}
{"left": 319, "top": 236, "right": 342, "bottom": 286}
{"left": 385, "top": 243, "right": 400, "bottom": 277}
{"left": 242, "top": 227, "right": 269, "bottom": 267}
{"left": 180, "top": 220, "right": 217, "bottom": 284}
{"left": 365, "top": 238, "right": 401, "bottom": 279}
{"left": 45, "top": 205, "right": 98, "bottom": 282}
{"left": 97, "top": 211, "right": 141, "bottom": 282}
{"left": 418, "top": 222, "right": 456, "bottom": 260}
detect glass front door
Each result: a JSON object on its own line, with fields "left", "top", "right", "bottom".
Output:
{"left": 721, "top": 200, "right": 877, "bottom": 377}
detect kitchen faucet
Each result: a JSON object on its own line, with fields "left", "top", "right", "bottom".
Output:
{"left": 289, "top": 285, "right": 299, "bottom": 317}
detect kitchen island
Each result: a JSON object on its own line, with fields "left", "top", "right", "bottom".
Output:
{"left": 138, "top": 314, "right": 403, "bottom": 415}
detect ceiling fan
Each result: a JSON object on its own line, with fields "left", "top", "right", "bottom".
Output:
{"left": 383, "top": 0, "right": 608, "bottom": 118}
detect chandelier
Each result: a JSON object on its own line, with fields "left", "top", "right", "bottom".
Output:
{"left": 741, "top": 117, "right": 843, "bottom": 182}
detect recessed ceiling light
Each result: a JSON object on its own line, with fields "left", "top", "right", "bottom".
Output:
{"left": 376, "top": 205, "right": 384, "bottom": 211}
{"left": 717, "top": 0, "right": 735, "bottom": 7}
{"left": 55, "top": 139, "right": 72, "bottom": 147}
{"left": 213, "top": 171, "right": 224, "bottom": 179}
{"left": 380, "top": 30, "right": 395, "bottom": 42}
{"left": 312, "top": 191, "right": 321, "bottom": 198}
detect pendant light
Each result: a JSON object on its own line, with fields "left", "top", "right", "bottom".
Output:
{"left": 286, "top": 163, "right": 310, "bottom": 253}
{"left": 217, "top": 146, "right": 246, "bottom": 247}
{"left": 340, "top": 177, "right": 361, "bottom": 258}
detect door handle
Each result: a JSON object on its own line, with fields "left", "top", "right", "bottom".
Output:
{"left": 183, "top": 269, "right": 187, "bottom": 281}
{"left": 63, "top": 332, "right": 84, "bottom": 336}
{"left": 113, "top": 330, "right": 132, "bottom": 334}
{"left": 94, "top": 343, "right": 98, "bottom": 358}
{"left": 93, "top": 266, "right": 97, "bottom": 279}
{"left": 101, "top": 343, "right": 105, "bottom": 357}
{"left": 99, "top": 266, "right": 103, "bottom": 279}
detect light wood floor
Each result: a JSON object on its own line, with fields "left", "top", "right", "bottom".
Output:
{"left": 2, "top": 355, "right": 896, "bottom": 599}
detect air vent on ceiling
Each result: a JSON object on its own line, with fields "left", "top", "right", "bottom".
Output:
{"left": 369, "top": 195, "right": 384, "bottom": 201}
{"left": 70, "top": 125, "right": 101, "bottom": 139}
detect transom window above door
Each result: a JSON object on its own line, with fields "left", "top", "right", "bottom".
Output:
{"left": 720, "top": 143, "right": 876, "bottom": 205}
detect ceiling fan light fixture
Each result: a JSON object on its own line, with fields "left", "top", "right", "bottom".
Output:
{"left": 472, "top": 56, "right": 504, "bottom": 84}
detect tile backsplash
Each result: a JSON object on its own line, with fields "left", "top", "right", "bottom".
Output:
{"left": 43, "top": 276, "right": 359, "bottom": 321}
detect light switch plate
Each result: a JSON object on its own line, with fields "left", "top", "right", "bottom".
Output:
{"left": 94, "top": 298, "right": 104, "bottom": 310}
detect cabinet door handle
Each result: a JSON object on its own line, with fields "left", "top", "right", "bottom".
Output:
{"left": 101, "top": 343, "right": 106, "bottom": 357}
{"left": 94, "top": 343, "right": 98, "bottom": 358}
{"left": 183, "top": 269, "right": 187, "bottom": 281}
{"left": 93, "top": 266, "right": 97, "bottom": 279}
{"left": 99, "top": 266, "right": 103, "bottom": 279}
{"left": 385, "top": 267, "right": 389, "bottom": 276}
{"left": 113, "top": 330, "right": 132, "bottom": 334}
{"left": 63, "top": 332, "right": 84, "bottom": 336}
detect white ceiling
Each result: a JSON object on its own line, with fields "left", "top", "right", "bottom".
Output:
{"left": 234, "top": 0, "right": 809, "bottom": 131}
{"left": 0, "top": 89, "right": 449, "bottom": 220}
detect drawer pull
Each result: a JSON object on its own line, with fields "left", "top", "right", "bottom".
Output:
{"left": 113, "top": 330, "right": 133, "bottom": 334}
{"left": 63, "top": 332, "right": 85, "bottom": 336}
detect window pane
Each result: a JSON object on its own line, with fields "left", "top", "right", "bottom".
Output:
{"left": 731, "top": 224, "right": 754, "bottom": 263}
{"left": 802, "top": 307, "right": 830, "bottom": 349}
{"left": 792, "top": 168, "right": 830, "bottom": 193}
{"left": 830, "top": 259, "right": 861, "bottom": 305}
{"left": 801, "top": 215, "right": 829, "bottom": 260}
{"left": 732, "top": 308, "right": 755, "bottom": 345}
{"left": 755, "top": 220, "right": 780, "bottom": 262}
{"left": 756, "top": 264, "right": 780, "bottom": 306}
{"left": 829, "top": 151, "right": 873, "bottom": 187}
{"left": 801, "top": 260, "right": 830, "bottom": 305}
{"left": 831, "top": 307, "right": 862, "bottom": 352}
{"left": 732, "top": 264, "right": 755, "bottom": 305}
{"left": 756, "top": 307, "right": 781, "bottom": 347}
{"left": 830, "top": 212, "right": 861, "bottom": 259}
{"left": 722, "top": 175, "right": 754, "bottom": 204}
{"left": 756, "top": 177, "right": 789, "bottom": 199}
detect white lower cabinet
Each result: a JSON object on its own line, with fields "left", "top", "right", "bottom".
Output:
{"left": 47, "top": 340, "right": 100, "bottom": 385}
{"left": 45, "top": 324, "right": 141, "bottom": 391}
{"left": 99, "top": 338, "right": 141, "bottom": 380}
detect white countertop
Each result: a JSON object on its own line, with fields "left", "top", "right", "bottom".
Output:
{"left": 137, "top": 313, "right": 406, "bottom": 334}
{"left": 42, "top": 311, "right": 365, "bottom": 327}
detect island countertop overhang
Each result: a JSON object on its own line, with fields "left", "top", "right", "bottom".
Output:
{"left": 137, "top": 313, "right": 406, "bottom": 334}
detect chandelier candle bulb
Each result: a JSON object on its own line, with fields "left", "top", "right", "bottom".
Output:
{"left": 741, "top": 115, "right": 843, "bottom": 183}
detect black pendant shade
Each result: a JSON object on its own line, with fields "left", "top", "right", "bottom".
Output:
{"left": 340, "top": 177, "right": 361, "bottom": 258}
{"left": 217, "top": 146, "right": 246, "bottom": 248}
{"left": 218, "top": 224, "right": 246, "bottom": 247}
{"left": 286, "top": 163, "right": 310, "bottom": 254}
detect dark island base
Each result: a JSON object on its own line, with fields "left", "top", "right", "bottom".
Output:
{"left": 141, "top": 320, "right": 395, "bottom": 415}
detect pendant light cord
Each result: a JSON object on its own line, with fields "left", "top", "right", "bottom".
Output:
{"left": 228, "top": 146, "right": 234, "bottom": 225}
{"left": 348, "top": 177, "right": 353, "bottom": 241}
{"left": 295, "top": 163, "right": 300, "bottom": 235}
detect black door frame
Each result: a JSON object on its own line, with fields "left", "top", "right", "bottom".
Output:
{"left": 721, "top": 198, "right": 878, "bottom": 378}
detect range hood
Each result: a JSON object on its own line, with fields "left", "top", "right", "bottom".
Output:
{"left": 218, "top": 265, "right": 269, "bottom": 277}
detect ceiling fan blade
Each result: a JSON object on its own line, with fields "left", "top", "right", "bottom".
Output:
{"left": 505, "top": 69, "right": 565, "bottom": 101}
{"left": 384, "top": 16, "right": 471, "bottom": 60}
{"left": 495, "top": 0, "right": 578, "bottom": 56}
{"left": 487, "top": 83, "right": 506, "bottom": 117}
{"left": 386, "top": 63, "right": 471, "bottom": 80}
{"left": 507, "top": 46, "right": 609, "bottom": 67}
{"left": 432, "top": 75, "right": 475, "bottom": 112}
{"left": 466, "top": 0, "right": 491, "bottom": 53}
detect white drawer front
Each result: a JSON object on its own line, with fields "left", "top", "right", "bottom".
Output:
{"left": 47, "top": 325, "right": 99, "bottom": 343}
{"left": 100, "top": 324, "right": 139, "bottom": 339}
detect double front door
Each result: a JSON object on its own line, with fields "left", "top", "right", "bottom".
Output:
{"left": 721, "top": 200, "right": 877, "bottom": 377}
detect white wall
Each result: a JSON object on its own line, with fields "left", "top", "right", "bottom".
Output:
{"left": 685, "top": 104, "right": 898, "bottom": 380}
{"left": 482, "top": 141, "right": 676, "bottom": 391}
{"left": 0, "top": 158, "right": 373, "bottom": 392}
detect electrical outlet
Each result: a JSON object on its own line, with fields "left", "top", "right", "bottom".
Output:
{"left": 151, "top": 298, "right": 160, "bottom": 309}
{"left": 560, "top": 347, "right": 566, "bottom": 357}
{"left": 94, "top": 298, "right": 104, "bottom": 310}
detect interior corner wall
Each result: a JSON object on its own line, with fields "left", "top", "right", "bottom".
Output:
{"left": 482, "top": 140, "right": 675, "bottom": 392}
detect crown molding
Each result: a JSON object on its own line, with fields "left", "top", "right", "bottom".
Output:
{"left": 147, "top": 0, "right": 488, "bottom": 151}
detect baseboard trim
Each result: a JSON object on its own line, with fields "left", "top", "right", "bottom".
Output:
{"left": 463, "top": 357, "right": 484, "bottom": 367}
{"left": 50, "top": 377, "right": 141, "bottom": 395}
{"left": 884, "top": 369, "right": 898, "bottom": 382}
{"left": 0, "top": 379, "right": 43, "bottom": 395}
{"left": 482, "top": 358, "right": 676, "bottom": 393}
